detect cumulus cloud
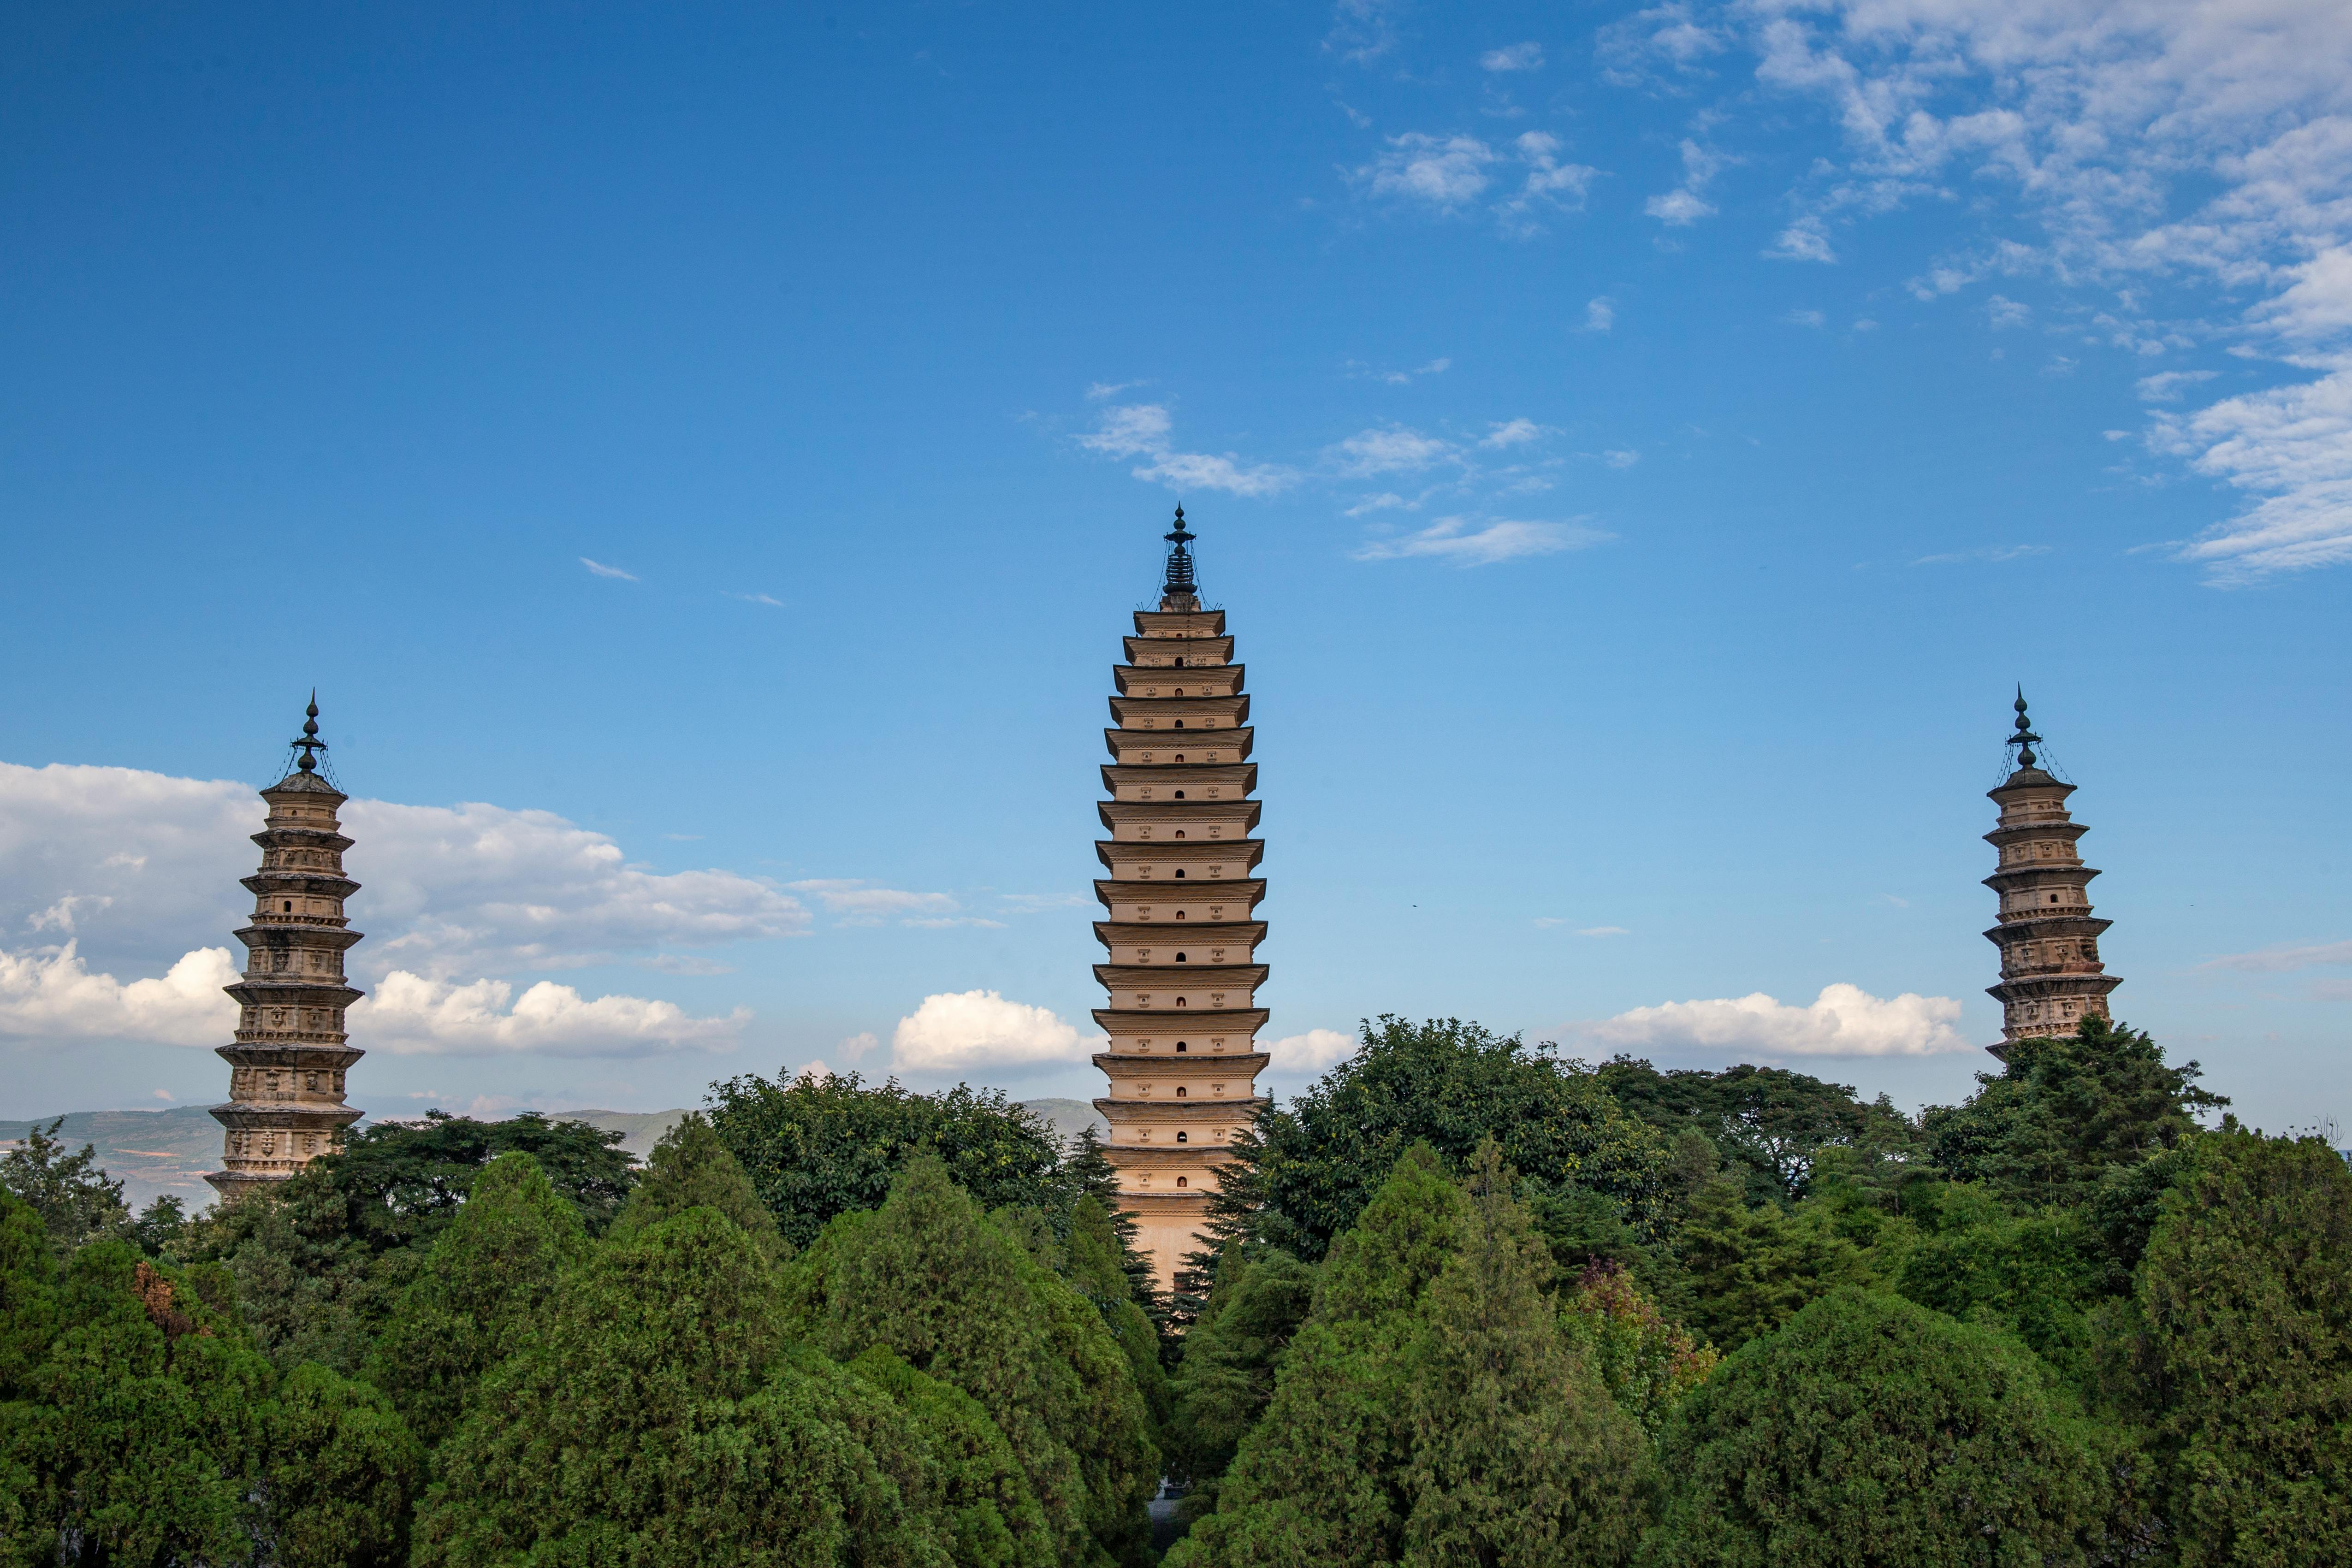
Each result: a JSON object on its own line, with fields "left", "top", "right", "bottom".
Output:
{"left": 1481, "top": 418, "right": 1545, "bottom": 449}
{"left": 1645, "top": 139, "right": 1724, "bottom": 226}
{"left": 1356, "top": 130, "right": 1595, "bottom": 230}
{"left": 1354, "top": 516, "right": 1614, "bottom": 566}
{"left": 890, "top": 990, "right": 1092, "bottom": 1071}
{"left": 2155, "top": 367, "right": 2352, "bottom": 577}
{"left": 1575, "top": 982, "right": 1971, "bottom": 1058}
{"left": 1766, "top": 216, "right": 1837, "bottom": 263}
{"left": 356, "top": 970, "right": 747, "bottom": 1057}
{"left": 0, "top": 942, "right": 237, "bottom": 1046}
{"left": 1264, "top": 1028, "right": 1356, "bottom": 1073}
{"left": 1077, "top": 403, "right": 1297, "bottom": 497}
{"left": 1481, "top": 42, "right": 1543, "bottom": 73}
{"left": 1987, "top": 295, "right": 2032, "bottom": 329}
{"left": 2137, "top": 369, "right": 2220, "bottom": 402}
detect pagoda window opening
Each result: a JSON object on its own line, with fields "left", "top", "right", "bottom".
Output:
{"left": 1174, "top": 720, "right": 1185, "bottom": 729}
{"left": 1175, "top": 830, "right": 1186, "bottom": 839}
{"left": 1176, "top": 998, "right": 1188, "bottom": 1007}
{"left": 1176, "top": 1087, "right": 1187, "bottom": 1097}
{"left": 283, "top": 901, "right": 293, "bottom": 912}
{"left": 1176, "top": 1175, "right": 1189, "bottom": 1184}
{"left": 1176, "top": 953, "right": 1187, "bottom": 962}
{"left": 1174, "top": 790, "right": 1185, "bottom": 798}
{"left": 1175, "top": 911, "right": 1186, "bottom": 919}
{"left": 1176, "top": 1132, "right": 1189, "bottom": 1142}
{"left": 1174, "top": 754, "right": 1184, "bottom": 762}
{"left": 1176, "top": 1041, "right": 1188, "bottom": 1052}
{"left": 1174, "top": 870, "right": 1186, "bottom": 878}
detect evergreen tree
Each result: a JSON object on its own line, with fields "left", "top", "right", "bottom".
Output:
{"left": 610, "top": 1111, "right": 790, "bottom": 1261}
{"left": 708, "top": 1068, "right": 1069, "bottom": 1252}
{"left": 1212, "top": 1017, "right": 1668, "bottom": 1262}
{"left": 782, "top": 1156, "right": 1161, "bottom": 1567}
{"left": 1671, "top": 1174, "right": 1874, "bottom": 1352}
{"left": 1924, "top": 1017, "right": 2224, "bottom": 1209}
{"left": 1065, "top": 1195, "right": 1173, "bottom": 1440}
{"left": 1165, "top": 1246, "right": 1316, "bottom": 1489}
{"left": 413, "top": 1206, "right": 953, "bottom": 1567}
{"left": 323, "top": 1109, "right": 637, "bottom": 1245}
{"left": 2125, "top": 1128, "right": 2352, "bottom": 1565}
{"left": 365, "top": 1151, "right": 590, "bottom": 1446}
{"left": 1, "top": 1239, "right": 274, "bottom": 1564}
{"left": 848, "top": 1346, "right": 1059, "bottom": 1568}
{"left": 1646, "top": 1291, "right": 2151, "bottom": 1568}
{"left": 1173, "top": 1143, "right": 1647, "bottom": 1568}
{"left": 258, "top": 1361, "right": 425, "bottom": 1568}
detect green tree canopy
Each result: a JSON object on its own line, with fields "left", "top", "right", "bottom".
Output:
{"left": 2126, "top": 1127, "right": 2352, "bottom": 1565}
{"left": 1923, "top": 1017, "right": 2225, "bottom": 1209}
{"left": 1172, "top": 1143, "right": 1648, "bottom": 1568}
{"left": 782, "top": 1156, "right": 1160, "bottom": 1567}
{"left": 610, "top": 1111, "right": 789, "bottom": 1262}
{"left": 1597, "top": 1059, "right": 1918, "bottom": 1205}
{"left": 1669, "top": 1174, "right": 1876, "bottom": 1353}
{"left": 1213, "top": 1017, "right": 1668, "bottom": 1262}
{"left": 0, "top": 1119, "right": 131, "bottom": 1260}
{"left": 1166, "top": 1246, "right": 1317, "bottom": 1490}
{"left": 708, "top": 1069, "right": 1070, "bottom": 1253}
{"left": 365, "top": 1151, "right": 590, "bottom": 1446}
{"left": 413, "top": 1205, "right": 955, "bottom": 1567}
{"left": 321, "top": 1109, "right": 635, "bottom": 1247}
{"left": 1646, "top": 1290, "right": 2150, "bottom": 1568}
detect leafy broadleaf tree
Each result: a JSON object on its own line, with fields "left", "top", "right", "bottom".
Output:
{"left": 1923, "top": 1017, "right": 2225, "bottom": 1209}
{"left": 0, "top": 1119, "right": 131, "bottom": 1260}
{"left": 321, "top": 1109, "right": 636, "bottom": 1246}
{"left": 1597, "top": 1059, "right": 1918, "bottom": 1206}
{"left": 1558, "top": 1259, "right": 1719, "bottom": 1438}
{"left": 2123, "top": 1128, "right": 2352, "bottom": 1565}
{"left": 365, "top": 1151, "right": 589, "bottom": 1446}
{"left": 609, "top": 1111, "right": 789, "bottom": 1262}
{"left": 782, "top": 1156, "right": 1160, "bottom": 1568}
{"left": 708, "top": 1069, "right": 1070, "bottom": 1253}
{"left": 1210, "top": 1017, "right": 1668, "bottom": 1263}
{"left": 413, "top": 1206, "right": 953, "bottom": 1567}
{"left": 1645, "top": 1291, "right": 2153, "bottom": 1568}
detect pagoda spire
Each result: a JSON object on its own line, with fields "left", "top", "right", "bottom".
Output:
{"left": 1981, "top": 692, "right": 2121, "bottom": 1060}
{"left": 1095, "top": 509, "right": 1268, "bottom": 1294}
{"left": 1159, "top": 505, "right": 1201, "bottom": 610}
{"left": 205, "top": 696, "right": 367, "bottom": 1201}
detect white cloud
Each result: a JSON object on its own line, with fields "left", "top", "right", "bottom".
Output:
{"left": 890, "top": 990, "right": 1091, "bottom": 1071}
{"left": 1766, "top": 216, "right": 1837, "bottom": 263}
{"left": 1645, "top": 138, "right": 1724, "bottom": 226}
{"left": 1329, "top": 425, "right": 1457, "bottom": 476}
{"left": 1508, "top": 132, "right": 1599, "bottom": 219}
{"left": 1344, "top": 491, "right": 1416, "bottom": 516}
{"left": 580, "top": 558, "right": 637, "bottom": 581}
{"left": 788, "top": 879, "right": 960, "bottom": 925}
{"left": 0, "top": 942, "right": 237, "bottom": 1047}
{"left": 1481, "top": 42, "right": 1544, "bottom": 73}
{"left": 1601, "top": 449, "right": 1641, "bottom": 468}
{"left": 729, "top": 592, "right": 785, "bottom": 608}
{"left": 1086, "top": 380, "right": 1141, "bottom": 401}
{"left": 1265, "top": 1027, "right": 1356, "bottom": 1073}
{"left": 356, "top": 970, "right": 747, "bottom": 1057}
{"left": 1361, "top": 133, "right": 1499, "bottom": 209}
{"left": 1913, "top": 544, "right": 2052, "bottom": 565}
{"left": 1576, "top": 982, "right": 1971, "bottom": 1058}
{"left": 1987, "top": 295, "right": 2032, "bottom": 329}
{"left": 1582, "top": 296, "right": 1617, "bottom": 332}
{"left": 2201, "top": 937, "right": 2352, "bottom": 972}
{"left": 1480, "top": 418, "right": 1545, "bottom": 449}
{"left": 2156, "top": 366, "right": 2352, "bottom": 577}
{"left": 1354, "top": 516, "right": 1614, "bottom": 566}
{"left": 1077, "top": 403, "right": 1297, "bottom": 497}
{"left": 2136, "top": 369, "right": 2220, "bottom": 402}
{"left": 1783, "top": 308, "right": 1826, "bottom": 327}
{"left": 1327, "top": 0, "right": 1402, "bottom": 65}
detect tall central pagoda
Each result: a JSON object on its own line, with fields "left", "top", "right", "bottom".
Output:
{"left": 205, "top": 698, "right": 368, "bottom": 1201}
{"left": 1982, "top": 692, "right": 2121, "bottom": 1059}
{"left": 1092, "top": 508, "right": 1269, "bottom": 1292}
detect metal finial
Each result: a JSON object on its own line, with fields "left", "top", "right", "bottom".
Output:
{"left": 2009, "top": 687, "right": 2041, "bottom": 771}
{"left": 292, "top": 692, "right": 328, "bottom": 773}
{"left": 1161, "top": 505, "right": 1199, "bottom": 599}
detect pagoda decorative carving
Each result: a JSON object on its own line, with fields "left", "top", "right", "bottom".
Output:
{"left": 205, "top": 697, "right": 367, "bottom": 1201}
{"left": 1982, "top": 692, "right": 2121, "bottom": 1059}
{"left": 1092, "top": 509, "right": 1269, "bottom": 1291}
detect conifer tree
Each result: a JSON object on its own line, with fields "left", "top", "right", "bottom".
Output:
{"left": 412, "top": 1206, "right": 951, "bottom": 1567}
{"left": 365, "top": 1151, "right": 588, "bottom": 1446}
{"left": 782, "top": 1156, "right": 1161, "bottom": 1567}
{"left": 1165, "top": 1245, "right": 1316, "bottom": 1488}
{"left": 2126, "top": 1129, "right": 2352, "bottom": 1564}
{"left": 609, "top": 1111, "right": 789, "bottom": 1261}
{"left": 1646, "top": 1291, "right": 2148, "bottom": 1567}
{"left": 257, "top": 1361, "right": 425, "bottom": 1568}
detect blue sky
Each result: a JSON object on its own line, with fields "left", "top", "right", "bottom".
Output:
{"left": 3, "top": 1, "right": 2346, "bottom": 1140}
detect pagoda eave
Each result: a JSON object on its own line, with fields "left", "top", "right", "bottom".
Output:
{"left": 1094, "top": 878, "right": 1265, "bottom": 909}
{"left": 1094, "top": 920, "right": 1266, "bottom": 948}
{"left": 1981, "top": 915, "right": 2114, "bottom": 945}
{"left": 1096, "top": 1098, "right": 1270, "bottom": 1123}
{"left": 1093, "top": 1050, "right": 1271, "bottom": 1075}
{"left": 1093, "top": 962, "right": 1268, "bottom": 988}
{"left": 1982, "top": 865, "right": 2102, "bottom": 893}
{"left": 1098, "top": 799, "right": 1264, "bottom": 830}
{"left": 223, "top": 980, "right": 366, "bottom": 1009}
{"left": 1094, "top": 1007, "right": 1268, "bottom": 1033}
{"left": 208, "top": 1101, "right": 367, "bottom": 1130}
{"left": 1103, "top": 728, "right": 1254, "bottom": 762}
{"left": 1095, "top": 840, "right": 1266, "bottom": 873}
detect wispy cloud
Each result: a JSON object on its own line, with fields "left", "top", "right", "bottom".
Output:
{"left": 1354, "top": 515, "right": 1613, "bottom": 566}
{"left": 1582, "top": 296, "right": 1617, "bottom": 332}
{"left": 1329, "top": 425, "right": 1457, "bottom": 476}
{"left": 1913, "top": 544, "right": 2051, "bottom": 566}
{"left": 1987, "top": 295, "right": 2032, "bottom": 329}
{"left": 1480, "top": 418, "right": 1545, "bottom": 449}
{"left": 1481, "top": 42, "right": 1543, "bottom": 73}
{"left": 1644, "top": 138, "right": 1723, "bottom": 227}
{"left": 728, "top": 592, "right": 785, "bottom": 608}
{"left": 581, "top": 558, "right": 638, "bottom": 581}
{"left": 1783, "top": 308, "right": 1826, "bottom": 328}
{"left": 2200, "top": 938, "right": 2352, "bottom": 974}
{"left": 2136, "top": 370, "right": 2219, "bottom": 403}
{"left": 1078, "top": 403, "right": 1297, "bottom": 497}
{"left": 1355, "top": 131, "right": 1596, "bottom": 231}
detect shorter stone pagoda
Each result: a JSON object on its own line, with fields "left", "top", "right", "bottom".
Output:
{"left": 205, "top": 697, "right": 367, "bottom": 1201}
{"left": 1982, "top": 692, "right": 2122, "bottom": 1059}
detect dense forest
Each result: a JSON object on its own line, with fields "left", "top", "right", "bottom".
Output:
{"left": 2, "top": 1016, "right": 2346, "bottom": 1566}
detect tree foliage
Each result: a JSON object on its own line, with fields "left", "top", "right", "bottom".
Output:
{"left": 1597, "top": 1059, "right": 1918, "bottom": 1205}
{"left": 709, "top": 1069, "right": 1070, "bottom": 1253}
{"left": 609, "top": 1111, "right": 789, "bottom": 1262}
{"left": 0, "top": 1120, "right": 131, "bottom": 1260}
{"left": 1924, "top": 1017, "right": 2226, "bottom": 1208}
{"left": 1647, "top": 1291, "right": 2153, "bottom": 1567}
{"left": 1212, "top": 1017, "right": 1668, "bottom": 1262}
{"left": 2124, "top": 1128, "right": 2352, "bottom": 1565}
